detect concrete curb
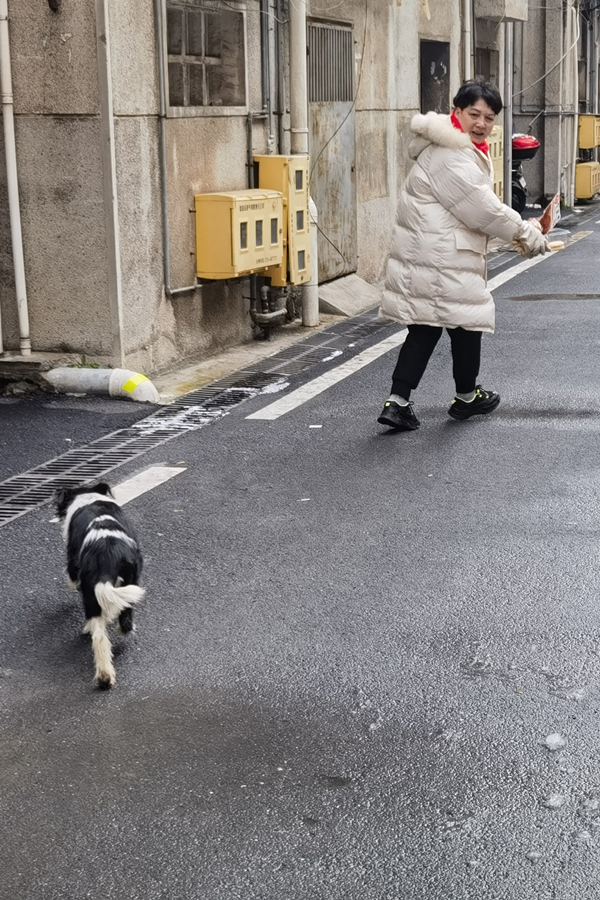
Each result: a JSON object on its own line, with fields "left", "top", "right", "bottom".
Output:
{"left": 43, "top": 367, "right": 160, "bottom": 403}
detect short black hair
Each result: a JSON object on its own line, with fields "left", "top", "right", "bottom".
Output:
{"left": 452, "top": 81, "right": 503, "bottom": 115}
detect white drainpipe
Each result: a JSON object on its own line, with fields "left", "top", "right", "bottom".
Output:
{"left": 503, "top": 21, "right": 514, "bottom": 209}
{"left": 462, "top": 0, "right": 473, "bottom": 81}
{"left": 304, "top": 198, "right": 319, "bottom": 326}
{"left": 95, "top": 0, "right": 125, "bottom": 365}
{"left": 289, "top": 0, "right": 319, "bottom": 327}
{"left": 0, "top": 0, "right": 31, "bottom": 356}
{"left": 569, "top": 1, "right": 579, "bottom": 210}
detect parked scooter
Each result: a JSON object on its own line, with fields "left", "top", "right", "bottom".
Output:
{"left": 511, "top": 134, "right": 540, "bottom": 213}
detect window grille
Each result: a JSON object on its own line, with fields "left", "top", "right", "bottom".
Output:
{"left": 308, "top": 21, "right": 354, "bottom": 103}
{"left": 166, "top": 2, "right": 246, "bottom": 109}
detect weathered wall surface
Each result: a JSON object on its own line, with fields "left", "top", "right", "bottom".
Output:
{"left": 12, "top": 115, "right": 112, "bottom": 354}
{"left": 512, "top": 2, "right": 578, "bottom": 207}
{"left": 512, "top": 11, "right": 550, "bottom": 204}
{"left": 8, "top": 0, "right": 100, "bottom": 115}
{"left": 1, "top": 0, "right": 465, "bottom": 371}
{"left": 109, "top": 0, "right": 271, "bottom": 372}
{"left": 307, "top": 0, "right": 462, "bottom": 285}
{"left": 0, "top": 0, "right": 112, "bottom": 355}
{"left": 1, "top": 0, "right": 272, "bottom": 369}
{"left": 309, "top": 0, "right": 460, "bottom": 282}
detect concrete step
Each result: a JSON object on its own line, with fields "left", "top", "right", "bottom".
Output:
{"left": 0, "top": 352, "right": 79, "bottom": 393}
{"left": 318, "top": 274, "right": 383, "bottom": 317}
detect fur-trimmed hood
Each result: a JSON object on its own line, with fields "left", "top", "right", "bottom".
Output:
{"left": 382, "top": 108, "right": 525, "bottom": 334}
{"left": 409, "top": 111, "right": 473, "bottom": 160}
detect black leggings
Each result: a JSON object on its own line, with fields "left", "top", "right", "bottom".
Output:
{"left": 391, "top": 325, "right": 482, "bottom": 399}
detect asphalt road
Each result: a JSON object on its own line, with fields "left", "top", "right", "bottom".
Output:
{"left": 0, "top": 394, "right": 157, "bottom": 482}
{"left": 2, "top": 221, "right": 600, "bottom": 899}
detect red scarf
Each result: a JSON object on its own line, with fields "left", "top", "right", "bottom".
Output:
{"left": 451, "top": 111, "right": 489, "bottom": 156}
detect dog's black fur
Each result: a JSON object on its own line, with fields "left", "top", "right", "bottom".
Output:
{"left": 55, "top": 482, "right": 145, "bottom": 688}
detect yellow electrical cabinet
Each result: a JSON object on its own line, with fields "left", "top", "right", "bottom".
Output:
{"left": 194, "top": 189, "right": 284, "bottom": 280}
{"left": 488, "top": 124, "right": 504, "bottom": 200}
{"left": 254, "top": 154, "right": 312, "bottom": 286}
{"left": 575, "top": 162, "right": 600, "bottom": 199}
{"left": 578, "top": 115, "right": 600, "bottom": 149}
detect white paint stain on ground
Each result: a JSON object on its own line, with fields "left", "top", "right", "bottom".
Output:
{"left": 134, "top": 380, "right": 289, "bottom": 434}
{"left": 543, "top": 733, "right": 567, "bottom": 752}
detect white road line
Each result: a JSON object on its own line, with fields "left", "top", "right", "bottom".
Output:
{"left": 48, "top": 466, "right": 186, "bottom": 521}
{"left": 245, "top": 331, "right": 407, "bottom": 421}
{"left": 488, "top": 231, "right": 590, "bottom": 291}
{"left": 487, "top": 254, "right": 552, "bottom": 291}
{"left": 248, "top": 231, "right": 592, "bottom": 422}
{"left": 112, "top": 466, "right": 186, "bottom": 505}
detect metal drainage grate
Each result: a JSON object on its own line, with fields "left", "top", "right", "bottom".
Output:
{"left": 0, "top": 310, "right": 396, "bottom": 528}
{"left": 0, "top": 377, "right": 282, "bottom": 527}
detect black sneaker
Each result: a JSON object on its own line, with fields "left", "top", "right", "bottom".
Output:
{"left": 377, "top": 400, "right": 420, "bottom": 431}
{"left": 448, "top": 385, "right": 500, "bottom": 421}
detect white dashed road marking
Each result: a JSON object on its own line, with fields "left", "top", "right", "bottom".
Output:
{"left": 112, "top": 466, "right": 186, "bottom": 505}
{"left": 245, "top": 331, "right": 408, "bottom": 421}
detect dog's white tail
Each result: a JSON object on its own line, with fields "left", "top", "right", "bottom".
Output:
{"left": 87, "top": 617, "right": 116, "bottom": 687}
{"left": 94, "top": 582, "right": 145, "bottom": 624}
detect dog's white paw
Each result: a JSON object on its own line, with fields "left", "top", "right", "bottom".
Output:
{"left": 95, "top": 662, "right": 116, "bottom": 688}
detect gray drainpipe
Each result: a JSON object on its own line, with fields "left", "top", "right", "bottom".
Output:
{"left": 260, "top": 0, "right": 275, "bottom": 151}
{"left": 154, "top": 0, "right": 197, "bottom": 298}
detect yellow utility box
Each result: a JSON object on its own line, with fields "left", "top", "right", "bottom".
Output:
{"left": 578, "top": 115, "right": 600, "bottom": 149}
{"left": 254, "top": 154, "right": 312, "bottom": 286}
{"left": 194, "top": 190, "right": 284, "bottom": 280}
{"left": 488, "top": 124, "right": 504, "bottom": 200}
{"left": 575, "top": 162, "right": 600, "bottom": 199}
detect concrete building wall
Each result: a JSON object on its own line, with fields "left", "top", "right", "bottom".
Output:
{"left": 512, "top": 0, "right": 580, "bottom": 207}
{"left": 0, "top": 0, "right": 113, "bottom": 356}
{"left": 306, "top": 0, "right": 462, "bottom": 285}
{"left": 1, "top": 0, "right": 466, "bottom": 373}
{"left": 1, "top": 0, "right": 272, "bottom": 369}
{"left": 512, "top": 10, "right": 549, "bottom": 204}
{"left": 108, "top": 0, "right": 271, "bottom": 372}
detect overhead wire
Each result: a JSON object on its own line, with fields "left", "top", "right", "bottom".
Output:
{"left": 219, "top": 0, "right": 288, "bottom": 25}
{"left": 512, "top": 4, "right": 580, "bottom": 99}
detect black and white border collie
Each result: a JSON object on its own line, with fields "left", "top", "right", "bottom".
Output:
{"left": 55, "top": 483, "right": 145, "bottom": 688}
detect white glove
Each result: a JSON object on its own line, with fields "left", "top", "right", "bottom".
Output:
{"left": 512, "top": 223, "right": 550, "bottom": 258}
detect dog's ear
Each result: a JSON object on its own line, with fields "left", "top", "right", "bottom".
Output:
{"left": 54, "top": 487, "right": 73, "bottom": 515}
{"left": 93, "top": 482, "right": 114, "bottom": 497}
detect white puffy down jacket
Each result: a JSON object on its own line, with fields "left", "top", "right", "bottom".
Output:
{"left": 381, "top": 112, "right": 532, "bottom": 333}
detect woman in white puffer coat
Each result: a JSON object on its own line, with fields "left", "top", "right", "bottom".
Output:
{"left": 378, "top": 81, "right": 549, "bottom": 432}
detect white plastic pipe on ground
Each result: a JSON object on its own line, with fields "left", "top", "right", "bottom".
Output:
{"left": 0, "top": 0, "right": 31, "bottom": 356}
{"left": 44, "top": 368, "right": 160, "bottom": 403}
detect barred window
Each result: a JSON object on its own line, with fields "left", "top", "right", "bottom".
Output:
{"left": 166, "top": 2, "right": 246, "bottom": 109}
{"left": 308, "top": 21, "right": 354, "bottom": 103}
